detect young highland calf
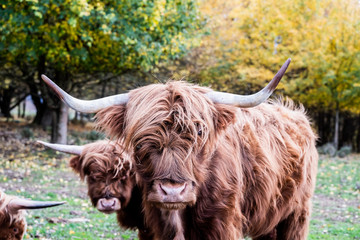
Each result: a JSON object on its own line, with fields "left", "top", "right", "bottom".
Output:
{"left": 42, "top": 59, "right": 319, "bottom": 240}
{"left": 38, "top": 140, "right": 152, "bottom": 240}
{"left": 0, "top": 190, "right": 64, "bottom": 240}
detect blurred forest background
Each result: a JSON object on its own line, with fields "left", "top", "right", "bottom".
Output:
{"left": 1, "top": 0, "right": 360, "bottom": 153}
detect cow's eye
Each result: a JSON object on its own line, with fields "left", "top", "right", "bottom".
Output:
{"left": 89, "top": 175, "right": 98, "bottom": 182}
{"left": 13, "top": 228, "right": 18, "bottom": 233}
{"left": 136, "top": 144, "right": 142, "bottom": 150}
{"left": 198, "top": 130, "right": 202, "bottom": 136}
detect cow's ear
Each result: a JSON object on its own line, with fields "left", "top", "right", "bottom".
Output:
{"left": 95, "top": 105, "right": 126, "bottom": 139}
{"left": 69, "top": 156, "right": 82, "bottom": 176}
{"left": 214, "top": 104, "right": 236, "bottom": 131}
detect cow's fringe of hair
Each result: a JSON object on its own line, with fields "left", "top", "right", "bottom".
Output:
{"left": 78, "top": 140, "right": 132, "bottom": 180}
{"left": 96, "top": 82, "right": 215, "bottom": 158}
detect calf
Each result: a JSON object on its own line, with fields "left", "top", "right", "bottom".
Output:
{"left": 0, "top": 190, "right": 64, "bottom": 240}
{"left": 38, "top": 140, "right": 152, "bottom": 240}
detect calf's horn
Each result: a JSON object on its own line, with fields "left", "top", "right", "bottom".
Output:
{"left": 41, "top": 75, "right": 129, "bottom": 113}
{"left": 206, "top": 58, "right": 291, "bottom": 107}
{"left": 8, "top": 198, "right": 65, "bottom": 213}
{"left": 37, "top": 140, "right": 84, "bottom": 155}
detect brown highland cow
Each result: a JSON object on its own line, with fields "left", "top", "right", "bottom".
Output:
{"left": 0, "top": 190, "right": 64, "bottom": 240}
{"left": 38, "top": 140, "right": 152, "bottom": 240}
{"left": 41, "top": 59, "right": 319, "bottom": 240}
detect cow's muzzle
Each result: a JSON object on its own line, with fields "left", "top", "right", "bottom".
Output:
{"left": 96, "top": 198, "right": 121, "bottom": 214}
{"left": 147, "top": 180, "right": 196, "bottom": 209}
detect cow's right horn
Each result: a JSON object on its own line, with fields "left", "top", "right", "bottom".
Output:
{"left": 206, "top": 58, "right": 291, "bottom": 107}
{"left": 41, "top": 75, "right": 129, "bottom": 113}
{"left": 37, "top": 140, "right": 84, "bottom": 155}
{"left": 8, "top": 198, "right": 65, "bottom": 213}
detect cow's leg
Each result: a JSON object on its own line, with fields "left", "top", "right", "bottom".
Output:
{"left": 275, "top": 203, "right": 311, "bottom": 240}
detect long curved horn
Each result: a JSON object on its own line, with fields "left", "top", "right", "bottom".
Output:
{"left": 206, "top": 58, "right": 291, "bottom": 107}
{"left": 8, "top": 198, "right": 65, "bottom": 213}
{"left": 37, "top": 140, "right": 84, "bottom": 155}
{"left": 41, "top": 75, "right": 129, "bottom": 113}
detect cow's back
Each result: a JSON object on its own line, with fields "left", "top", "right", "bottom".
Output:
{"left": 232, "top": 100, "right": 318, "bottom": 238}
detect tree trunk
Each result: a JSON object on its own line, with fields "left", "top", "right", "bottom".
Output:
{"left": 317, "top": 111, "right": 325, "bottom": 146}
{"left": 31, "top": 89, "right": 47, "bottom": 125}
{"left": 334, "top": 107, "right": 340, "bottom": 150}
{"left": 17, "top": 96, "right": 21, "bottom": 118}
{"left": 51, "top": 70, "right": 70, "bottom": 144}
{"left": 0, "top": 87, "right": 14, "bottom": 118}
{"left": 41, "top": 107, "right": 53, "bottom": 128}
{"left": 101, "top": 80, "right": 107, "bottom": 98}
{"left": 33, "top": 54, "right": 48, "bottom": 125}
{"left": 51, "top": 109, "right": 58, "bottom": 143}
{"left": 56, "top": 102, "right": 68, "bottom": 144}
{"left": 73, "top": 110, "right": 78, "bottom": 121}
{"left": 356, "top": 114, "right": 360, "bottom": 153}
{"left": 21, "top": 100, "right": 26, "bottom": 118}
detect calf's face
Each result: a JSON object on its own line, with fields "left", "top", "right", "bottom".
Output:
{"left": 69, "top": 142, "right": 134, "bottom": 214}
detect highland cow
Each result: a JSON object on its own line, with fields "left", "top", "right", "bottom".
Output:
{"left": 0, "top": 190, "right": 64, "bottom": 240}
{"left": 42, "top": 59, "right": 319, "bottom": 240}
{"left": 38, "top": 140, "right": 152, "bottom": 240}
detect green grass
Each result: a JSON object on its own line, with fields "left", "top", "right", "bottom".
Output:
{"left": 315, "top": 155, "right": 359, "bottom": 199}
{"left": 1, "top": 146, "right": 359, "bottom": 239}
{"left": 308, "top": 155, "right": 360, "bottom": 240}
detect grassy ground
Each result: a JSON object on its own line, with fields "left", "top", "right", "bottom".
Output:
{"left": 309, "top": 155, "right": 360, "bottom": 239}
{"left": 0, "top": 121, "right": 359, "bottom": 239}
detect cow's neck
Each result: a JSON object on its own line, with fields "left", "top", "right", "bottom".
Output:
{"left": 160, "top": 209, "right": 185, "bottom": 240}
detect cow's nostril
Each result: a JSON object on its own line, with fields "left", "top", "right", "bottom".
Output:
{"left": 180, "top": 183, "right": 187, "bottom": 195}
{"left": 159, "top": 184, "right": 168, "bottom": 196}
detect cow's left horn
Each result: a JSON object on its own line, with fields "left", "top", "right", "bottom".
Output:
{"left": 206, "top": 58, "right": 291, "bottom": 107}
{"left": 37, "top": 140, "right": 84, "bottom": 155}
{"left": 8, "top": 198, "right": 65, "bottom": 213}
{"left": 41, "top": 75, "right": 129, "bottom": 113}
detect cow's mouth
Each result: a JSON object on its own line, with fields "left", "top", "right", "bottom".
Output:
{"left": 96, "top": 198, "right": 121, "bottom": 214}
{"left": 152, "top": 202, "right": 189, "bottom": 210}
{"left": 147, "top": 180, "right": 196, "bottom": 209}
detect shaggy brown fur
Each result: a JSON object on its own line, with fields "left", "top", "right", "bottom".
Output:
{"left": 95, "top": 81, "right": 318, "bottom": 240}
{"left": 68, "top": 140, "right": 152, "bottom": 240}
{"left": 0, "top": 191, "right": 28, "bottom": 240}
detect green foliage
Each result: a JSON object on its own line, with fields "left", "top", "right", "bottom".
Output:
{"left": 0, "top": 0, "right": 201, "bottom": 73}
